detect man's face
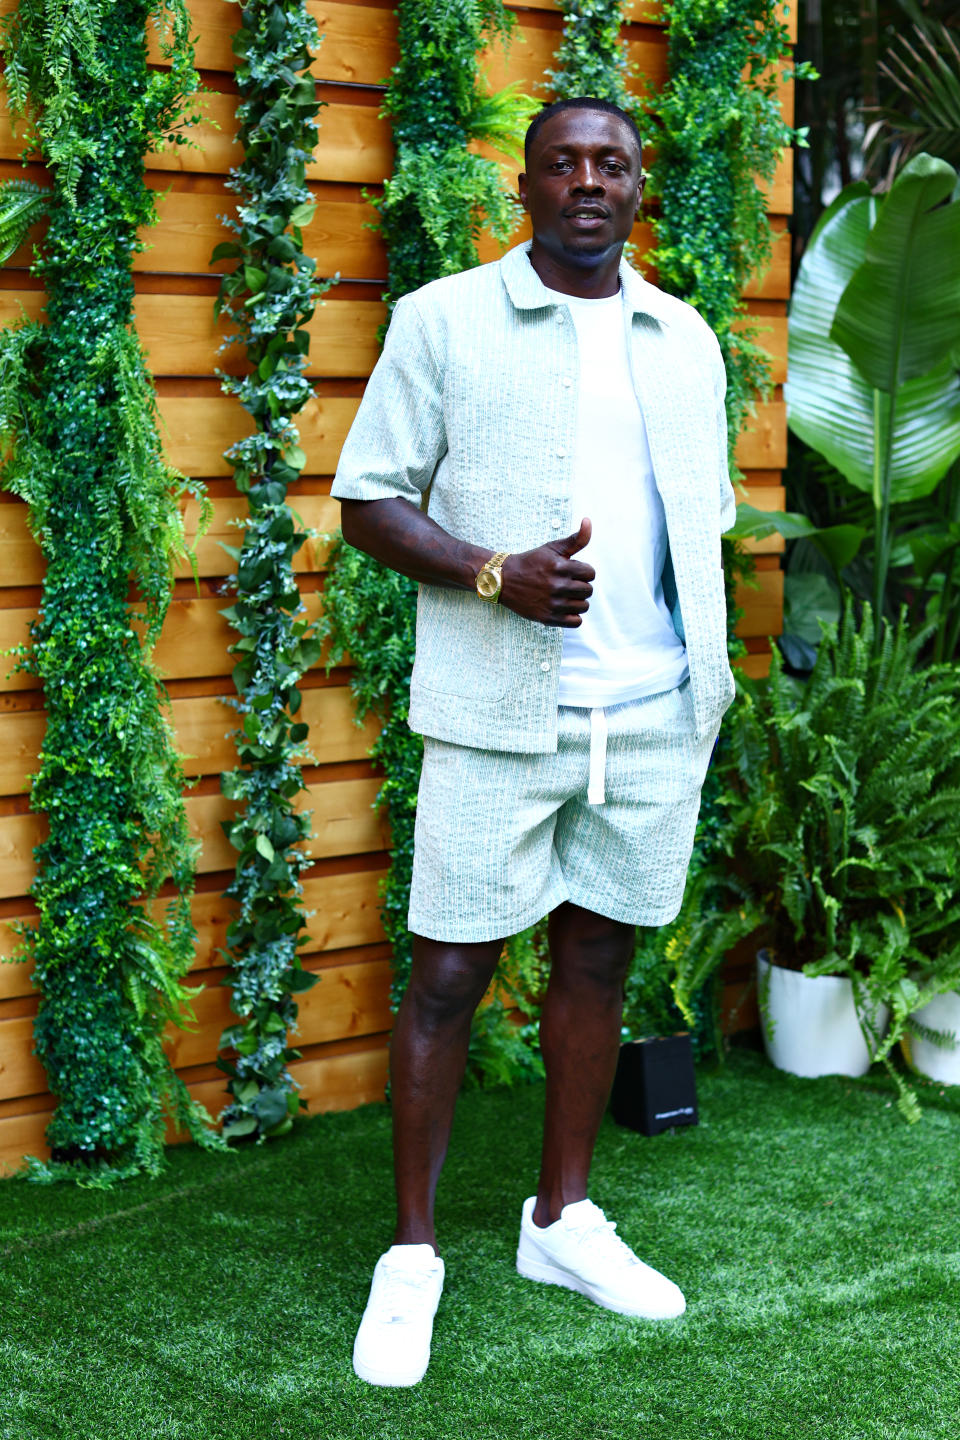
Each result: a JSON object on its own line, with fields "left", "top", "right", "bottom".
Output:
{"left": 518, "top": 109, "right": 644, "bottom": 272}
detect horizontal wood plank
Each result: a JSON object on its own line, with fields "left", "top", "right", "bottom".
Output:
{"left": 0, "top": 1013, "right": 47, "bottom": 1102}
{"left": 734, "top": 652, "right": 773, "bottom": 679}
{"left": 164, "top": 955, "right": 393, "bottom": 1068}
{"left": 734, "top": 400, "right": 787, "bottom": 470}
{"left": 182, "top": 865, "right": 388, "bottom": 968}
{"left": 0, "top": 1038, "right": 392, "bottom": 1170}
{"left": 189, "top": 776, "right": 387, "bottom": 875}
{"left": 0, "top": 291, "right": 385, "bottom": 382}
{"left": 145, "top": 92, "right": 394, "bottom": 184}
{"left": 145, "top": 2, "right": 399, "bottom": 82}
{"left": 131, "top": 293, "right": 386, "bottom": 378}
{"left": 157, "top": 394, "right": 360, "bottom": 475}
{"left": 0, "top": 777, "right": 387, "bottom": 899}
{"left": 0, "top": 491, "right": 337, "bottom": 586}
{"left": 483, "top": 24, "right": 666, "bottom": 96}
{"left": 178, "top": 1039, "right": 390, "bottom": 1137}
{"left": 0, "top": 594, "right": 327, "bottom": 694}
{"left": 141, "top": 185, "right": 387, "bottom": 280}
{"left": 0, "top": 865, "right": 387, "bottom": 999}
{"left": 736, "top": 484, "right": 787, "bottom": 554}
{"left": 0, "top": 1104, "right": 53, "bottom": 1175}
{"left": 734, "top": 568, "right": 783, "bottom": 639}
{"left": 0, "top": 685, "right": 378, "bottom": 795}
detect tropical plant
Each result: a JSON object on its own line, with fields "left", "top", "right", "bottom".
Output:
{"left": 669, "top": 605, "right": 960, "bottom": 1120}
{"left": 0, "top": 0, "right": 221, "bottom": 1179}
{"left": 210, "top": 0, "right": 329, "bottom": 1143}
{"left": 864, "top": 0, "right": 960, "bottom": 180}
{"left": 779, "top": 152, "right": 960, "bottom": 659}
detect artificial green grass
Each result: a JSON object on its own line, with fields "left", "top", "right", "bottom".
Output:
{"left": 2, "top": 1049, "right": 959, "bottom": 1440}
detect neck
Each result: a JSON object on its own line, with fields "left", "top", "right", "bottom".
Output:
{"left": 527, "top": 239, "right": 623, "bottom": 299}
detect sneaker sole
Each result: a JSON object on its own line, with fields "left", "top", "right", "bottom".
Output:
{"left": 353, "top": 1352, "right": 429, "bottom": 1388}
{"left": 516, "top": 1249, "right": 686, "bottom": 1320}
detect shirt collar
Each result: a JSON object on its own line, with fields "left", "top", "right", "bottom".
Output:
{"left": 499, "top": 240, "right": 672, "bottom": 327}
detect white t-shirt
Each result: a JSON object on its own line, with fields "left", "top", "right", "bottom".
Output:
{"left": 545, "top": 287, "right": 689, "bottom": 708}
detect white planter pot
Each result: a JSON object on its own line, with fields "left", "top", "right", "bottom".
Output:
{"left": 757, "top": 952, "right": 890, "bottom": 1080}
{"left": 901, "top": 990, "right": 960, "bottom": 1086}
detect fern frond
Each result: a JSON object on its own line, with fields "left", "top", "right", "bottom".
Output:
{"left": 0, "top": 179, "right": 51, "bottom": 263}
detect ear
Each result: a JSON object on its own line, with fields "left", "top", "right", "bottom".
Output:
{"left": 635, "top": 171, "right": 646, "bottom": 216}
{"left": 518, "top": 172, "right": 530, "bottom": 213}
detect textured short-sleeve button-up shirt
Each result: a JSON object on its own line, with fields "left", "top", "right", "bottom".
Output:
{"left": 333, "top": 242, "right": 736, "bottom": 753}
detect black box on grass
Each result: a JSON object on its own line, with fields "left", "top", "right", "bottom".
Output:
{"left": 609, "top": 1034, "right": 698, "bottom": 1136}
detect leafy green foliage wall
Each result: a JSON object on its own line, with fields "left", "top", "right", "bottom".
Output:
{"left": 0, "top": 0, "right": 220, "bottom": 1178}
{"left": 645, "top": 0, "right": 810, "bottom": 466}
{"left": 211, "top": 0, "right": 331, "bottom": 1142}
{"left": 546, "top": 0, "right": 634, "bottom": 109}
{"left": 322, "top": 1, "right": 538, "bottom": 1081}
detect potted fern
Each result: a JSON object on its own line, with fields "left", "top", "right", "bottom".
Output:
{"left": 668, "top": 606, "right": 960, "bottom": 1119}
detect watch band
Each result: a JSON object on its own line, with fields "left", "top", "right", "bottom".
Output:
{"left": 476, "top": 550, "right": 510, "bottom": 603}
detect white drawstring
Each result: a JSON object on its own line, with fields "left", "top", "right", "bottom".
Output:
{"left": 588, "top": 706, "right": 607, "bottom": 805}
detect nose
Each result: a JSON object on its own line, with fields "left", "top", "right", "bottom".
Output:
{"left": 570, "top": 159, "right": 605, "bottom": 193}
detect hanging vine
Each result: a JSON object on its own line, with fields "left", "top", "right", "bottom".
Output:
{"left": 545, "top": 0, "right": 635, "bottom": 110}
{"left": 0, "top": 0, "right": 220, "bottom": 1179}
{"left": 644, "top": 0, "right": 812, "bottom": 470}
{"left": 322, "top": 1, "right": 541, "bottom": 1080}
{"left": 212, "top": 0, "right": 330, "bottom": 1142}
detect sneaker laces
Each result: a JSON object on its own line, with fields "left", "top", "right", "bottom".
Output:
{"left": 565, "top": 1211, "right": 640, "bottom": 1268}
{"left": 377, "top": 1263, "right": 439, "bottom": 1324}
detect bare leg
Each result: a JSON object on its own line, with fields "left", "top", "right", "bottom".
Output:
{"left": 533, "top": 902, "right": 635, "bottom": 1229}
{"left": 390, "top": 933, "right": 504, "bottom": 1253}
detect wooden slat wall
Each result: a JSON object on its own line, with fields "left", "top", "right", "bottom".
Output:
{"left": 0, "top": 0, "right": 792, "bottom": 1169}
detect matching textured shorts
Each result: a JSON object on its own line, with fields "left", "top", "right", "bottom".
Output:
{"left": 408, "top": 679, "right": 716, "bottom": 943}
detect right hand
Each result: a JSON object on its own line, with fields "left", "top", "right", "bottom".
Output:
{"left": 498, "top": 517, "right": 594, "bottom": 628}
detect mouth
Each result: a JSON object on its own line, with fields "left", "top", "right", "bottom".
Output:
{"left": 563, "top": 207, "right": 610, "bottom": 229}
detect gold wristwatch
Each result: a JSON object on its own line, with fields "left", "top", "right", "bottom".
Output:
{"left": 475, "top": 550, "right": 510, "bottom": 604}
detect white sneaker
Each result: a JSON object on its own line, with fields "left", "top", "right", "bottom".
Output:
{"left": 352, "top": 1243, "right": 445, "bottom": 1387}
{"left": 516, "top": 1196, "right": 686, "bottom": 1319}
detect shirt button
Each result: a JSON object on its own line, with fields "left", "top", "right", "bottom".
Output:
{"left": 556, "top": 314, "right": 565, "bottom": 324}
{"left": 551, "top": 518, "right": 562, "bottom": 528}
{"left": 540, "top": 661, "right": 551, "bottom": 672}
{"left": 556, "top": 447, "right": 567, "bottom": 458}
{"left": 562, "top": 377, "right": 573, "bottom": 387}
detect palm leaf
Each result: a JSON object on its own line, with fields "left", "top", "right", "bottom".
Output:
{"left": 866, "top": 19, "right": 960, "bottom": 173}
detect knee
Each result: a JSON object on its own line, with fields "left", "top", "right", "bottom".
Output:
{"left": 549, "top": 907, "right": 634, "bottom": 993}
{"left": 405, "top": 945, "right": 499, "bottom": 1030}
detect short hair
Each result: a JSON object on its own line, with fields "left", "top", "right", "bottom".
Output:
{"left": 524, "top": 97, "right": 644, "bottom": 169}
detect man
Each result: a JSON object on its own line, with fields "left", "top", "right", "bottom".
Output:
{"left": 332, "top": 96, "right": 736, "bottom": 1388}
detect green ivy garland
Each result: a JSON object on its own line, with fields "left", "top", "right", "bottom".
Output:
{"left": 322, "top": 1, "right": 543, "bottom": 1082}
{"left": 546, "top": 0, "right": 635, "bottom": 109}
{"left": 377, "top": 1, "right": 531, "bottom": 310}
{"left": 645, "top": 0, "right": 813, "bottom": 468}
{"left": 0, "top": 0, "right": 221, "bottom": 1179}
{"left": 211, "top": 0, "right": 331, "bottom": 1142}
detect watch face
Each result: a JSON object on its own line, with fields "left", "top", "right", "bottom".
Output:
{"left": 477, "top": 568, "right": 500, "bottom": 599}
